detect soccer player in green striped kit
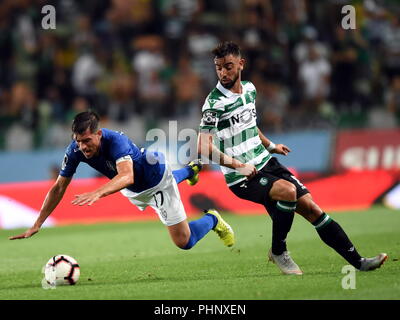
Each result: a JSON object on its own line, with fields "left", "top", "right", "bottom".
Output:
{"left": 197, "top": 41, "right": 387, "bottom": 274}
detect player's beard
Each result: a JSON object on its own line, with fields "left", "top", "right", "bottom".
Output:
{"left": 220, "top": 72, "right": 240, "bottom": 89}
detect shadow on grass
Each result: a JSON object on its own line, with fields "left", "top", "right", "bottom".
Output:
{"left": 73, "top": 271, "right": 330, "bottom": 288}
{"left": 0, "top": 266, "right": 343, "bottom": 292}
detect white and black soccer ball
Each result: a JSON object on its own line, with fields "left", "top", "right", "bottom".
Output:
{"left": 44, "top": 254, "right": 80, "bottom": 286}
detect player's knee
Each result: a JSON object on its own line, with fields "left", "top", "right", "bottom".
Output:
{"left": 286, "top": 184, "right": 297, "bottom": 200}
{"left": 175, "top": 238, "right": 189, "bottom": 249}
{"left": 271, "top": 181, "right": 297, "bottom": 201}
{"left": 180, "top": 239, "right": 195, "bottom": 250}
{"left": 173, "top": 232, "right": 192, "bottom": 250}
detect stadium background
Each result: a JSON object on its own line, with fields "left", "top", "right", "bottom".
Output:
{"left": 0, "top": 0, "right": 399, "bottom": 228}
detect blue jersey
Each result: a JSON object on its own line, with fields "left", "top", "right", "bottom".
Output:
{"left": 60, "top": 128, "right": 165, "bottom": 193}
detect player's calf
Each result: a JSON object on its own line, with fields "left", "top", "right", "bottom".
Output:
{"left": 168, "top": 221, "right": 192, "bottom": 249}
{"left": 168, "top": 211, "right": 221, "bottom": 250}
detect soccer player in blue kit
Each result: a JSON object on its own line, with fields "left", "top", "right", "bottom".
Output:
{"left": 9, "top": 111, "right": 235, "bottom": 250}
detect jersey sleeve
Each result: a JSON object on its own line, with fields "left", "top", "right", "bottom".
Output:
{"left": 59, "top": 145, "right": 80, "bottom": 177}
{"left": 108, "top": 131, "right": 138, "bottom": 163}
{"left": 199, "top": 97, "right": 224, "bottom": 132}
{"left": 247, "top": 81, "right": 257, "bottom": 100}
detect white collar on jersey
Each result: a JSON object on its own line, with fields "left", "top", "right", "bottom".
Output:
{"left": 216, "top": 81, "right": 244, "bottom": 97}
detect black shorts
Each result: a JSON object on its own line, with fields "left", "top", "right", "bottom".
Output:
{"left": 229, "top": 157, "right": 310, "bottom": 208}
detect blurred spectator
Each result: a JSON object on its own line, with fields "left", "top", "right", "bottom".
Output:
{"left": 72, "top": 50, "right": 104, "bottom": 98}
{"left": 108, "top": 65, "right": 136, "bottom": 122}
{"left": 330, "top": 26, "right": 359, "bottom": 111}
{"left": 107, "top": 0, "right": 154, "bottom": 29}
{"left": 5, "top": 82, "right": 38, "bottom": 150}
{"left": 66, "top": 96, "right": 91, "bottom": 124}
{"left": 10, "top": 83, "right": 38, "bottom": 132}
{"left": 386, "top": 75, "right": 400, "bottom": 125}
{"left": 36, "top": 32, "right": 57, "bottom": 99}
{"left": 36, "top": 86, "right": 63, "bottom": 145}
{"left": 187, "top": 24, "right": 219, "bottom": 90}
{"left": 294, "top": 26, "right": 329, "bottom": 64}
{"left": 161, "top": 0, "right": 203, "bottom": 63}
{"left": 172, "top": 55, "right": 202, "bottom": 117}
{"left": 0, "top": 0, "right": 399, "bottom": 151}
{"left": 0, "top": 15, "right": 14, "bottom": 90}
{"left": 298, "top": 45, "right": 331, "bottom": 114}
{"left": 0, "top": 89, "right": 13, "bottom": 149}
{"left": 363, "top": 2, "right": 390, "bottom": 48}
{"left": 281, "top": 0, "right": 308, "bottom": 45}
{"left": 72, "top": 15, "right": 97, "bottom": 50}
{"left": 132, "top": 35, "right": 169, "bottom": 120}
{"left": 382, "top": 15, "right": 400, "bottom": 81}
{"left": 253, "top": 74, "right": 289, "bottom": 133}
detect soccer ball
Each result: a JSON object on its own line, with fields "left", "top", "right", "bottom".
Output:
{"left": 43, "top": 254, "right": 80, "bottom": 286}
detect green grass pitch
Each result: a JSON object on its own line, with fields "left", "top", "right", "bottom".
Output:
{"left": 0, "top": 205, "right": 399, "bottom": 300}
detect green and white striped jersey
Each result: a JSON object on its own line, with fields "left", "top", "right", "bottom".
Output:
{"left": 199, "top": 81, "right": 272, "bottom": 186}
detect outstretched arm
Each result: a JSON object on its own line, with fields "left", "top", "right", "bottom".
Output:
{"left": 72, "top": 160, "right": 134, "bottom": 206}
{"left": 9, "top": 175, "right": 72, "bottom": 240}
{"left": 197, "top": 132, "right": 258, "bottom": 179}
{"left": 258, "top": 128, "right": 291, "bottom": 156}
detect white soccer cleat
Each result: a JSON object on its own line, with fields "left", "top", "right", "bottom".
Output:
{"left": 268, "top": 249, "right": 303, "bottom": 275}
{"left": 359, "top": 253, "right": 388, "bottom": 271}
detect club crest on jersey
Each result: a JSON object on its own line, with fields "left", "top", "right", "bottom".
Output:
{"left": 201, "top": 110, "right": 218, "bottom": 127}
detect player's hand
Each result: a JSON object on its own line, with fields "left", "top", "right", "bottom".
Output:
{"left": 9, "top": 226, "right": 40, "bottom": 240}
{"left": 237, "top": 163, "right": 258, "bottom": 180}
{"left": 72, "top": 191, "right": 101, "bottom": 206}
{"left": 272, "top": 144, "right": 291, "bottom": 156}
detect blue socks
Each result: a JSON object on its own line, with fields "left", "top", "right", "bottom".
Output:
{"left": 183, "top": 214, "right": 217, "bottom": 250}
{"left": 173, "top": 166, "right": 215, "bottom": 250}
{"left": 172, "top": 167, "right": 194, "bottom": 184}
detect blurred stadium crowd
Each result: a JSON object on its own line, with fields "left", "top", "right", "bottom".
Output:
{"left": 0, "top": 0, "right": 399, "bottom": 150}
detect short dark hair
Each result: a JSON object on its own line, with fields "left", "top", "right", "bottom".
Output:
{"left": 212, "top": 41, "right": 241, "bottom": 58}
{"left": 72, "top": 111, "right": 99, "bottom": 135}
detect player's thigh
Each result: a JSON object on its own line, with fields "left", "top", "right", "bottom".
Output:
{"left": 150, "top": 176, "right": 188, "bottom": 227}
{"left": 229, "top": 174, "right": 276, "bottom": 205}
{"left": 262, "top": 157, "right": 310, "bottom": 200}
{"left": 269, "top": 179, "right": 297, "bottom": 201}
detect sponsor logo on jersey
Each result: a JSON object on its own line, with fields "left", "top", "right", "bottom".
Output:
{"left": 230, "top": 108, "right": 257, "bottom": 126}
{"left": 259, "top": 177, "right": 268, "bottom": 186}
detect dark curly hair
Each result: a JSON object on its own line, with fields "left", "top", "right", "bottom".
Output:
{"left": 212, "top": 41, "right": 241, "bottom": 58}
{"left": 72, "top": 110, "right": 99, "bottom": 135}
